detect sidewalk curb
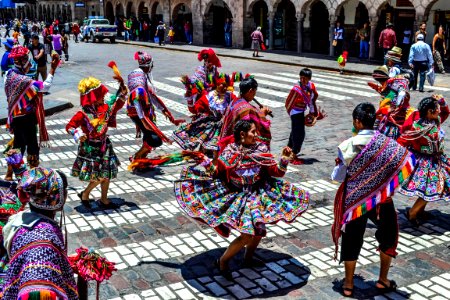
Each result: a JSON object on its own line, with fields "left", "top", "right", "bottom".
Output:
{"left": 0, "top": 101, "right": 74, "bottom": 126}
{"left": 117, "top": 40, "right": 374, "bottom": 76}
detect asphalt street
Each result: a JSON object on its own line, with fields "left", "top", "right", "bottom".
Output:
{"left": 1, "top": 39, "right": 450, "bottom": 300}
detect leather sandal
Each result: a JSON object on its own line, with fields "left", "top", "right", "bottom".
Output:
{"left": 405, "top": 208, "right": 420, "bottom": 227}
{"left": 376, "top": 279, "right": 397, "bottom": 293}
{"left": 342, "top": 286, "right": 354, "bottom": 297}
{"left": 77, "top": 191, "right": 91, "bottom": 209}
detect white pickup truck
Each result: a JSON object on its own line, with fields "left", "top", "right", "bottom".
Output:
{"left": 82, "top": 18, "right": 117, "bottom": 43}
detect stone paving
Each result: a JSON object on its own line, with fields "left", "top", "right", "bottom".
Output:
{"left": 1, "top": 44, "right": 450, "bottom": 299}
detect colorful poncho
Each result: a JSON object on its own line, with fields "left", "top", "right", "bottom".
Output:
{"left": 1, "top": 212, "right": 78, "bottom": 299}
{"left": 332, "top": 131, "right": 415, "bottom": 257}
{"left": 5, "top": 68, "right": 49, "bottom": 145}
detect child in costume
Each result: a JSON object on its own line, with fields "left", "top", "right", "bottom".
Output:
{"left": 368, "top": 65, "right": 413, "bottom": 139}
{"left": 175, "top": 120, "right": 309, "bottom": 280}
{"left": 398, "top": 95, "right": 450, "bottom": 225}
{"left": 285, "top": 68, "right": 319, "bottom": 164}
{"left": 337, "top": 51, "right": 348, "bottom": 74}
{"left": 331, "top": 103, "right": 415, "bottom": 297}
{"left": 66, "top": 76, "right": 127, "bottom": 208}
{"left": 127, "top": 51, "right": 184, "bottom": 161}
{"left": 1, "top": 158, "right": 78, "bottom": 300}
{"left": 173, "top": 73, "right": 237, "bottom": 153}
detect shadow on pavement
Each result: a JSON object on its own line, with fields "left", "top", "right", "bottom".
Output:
{"left": 398, "top": 207, "right": 450, "bottom": 236}
{"left": 140, "top": 248, "right": 311, "bottom": 298}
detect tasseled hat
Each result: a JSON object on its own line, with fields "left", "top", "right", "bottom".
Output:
{"left": 78, "top": 77, "right": 109, "bottom": 107}
{"left": 134, "top": 51, "right": 153, "bottom": 67}
{"left": 18, "top": 167, "right": 66, "bottom": 211}
{"left": 9, "top": 46, "right": 32, "bottom": 69}
{"left": 198, "top": 48, "right": 221, "bottom": 68}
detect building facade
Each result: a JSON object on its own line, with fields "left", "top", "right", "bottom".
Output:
{"left": 20, "top": 0, "right": 450, "bottom": 58}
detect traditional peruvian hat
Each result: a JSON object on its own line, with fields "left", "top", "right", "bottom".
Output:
{"left": 134, "top": 51, "right": 153, "bottom": 67}
{"left": 9, "top": 45, "right": 32, "bottom": 69}
{"left": 372, "top": 65, "right": 389, "bottom": 81}
{"left": 78, "top": 77, "right": 109, "bottom": 107}
{"left": 18, "top": 167, "right": 66, "bottom": 211}
{"left": 198, "top": 48, "right": 222, "bottom": 68}
{"left": 385, "top": 46, "right": 402, "bottom": 63}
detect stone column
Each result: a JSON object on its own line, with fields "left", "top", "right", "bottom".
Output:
{"left": 191, "top": 1, "right": 203, "bottom": 45}
{"left": 296, "top": 13, "right": 305, "bottom": 54}
{"left": 329, "top": 15, "right": 336, "bottom": 56}
{"left": 369, "top": 17, "right": 378, "bottom": 60}
{"left": 268, "top": 11, "right": 274, "bottom": 50}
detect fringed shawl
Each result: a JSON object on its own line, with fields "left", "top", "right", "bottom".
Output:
{"left": 332, "top": 131, "right": 415, "bottom": 258}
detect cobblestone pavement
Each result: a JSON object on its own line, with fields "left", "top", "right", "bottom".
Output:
{"left": 0, "top": 40, "right": 450, "bottom": 299}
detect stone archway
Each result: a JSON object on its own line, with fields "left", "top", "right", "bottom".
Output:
{"left": 151, "top": 2, "right": 163, "bottom": 22}
{"left": 172, "top": 3, "right": 192, "bottom": 42}
{"left": 272, "top": 0, "right": 297, "bottom": 50}
{"left": 106, "top": 1, "right": 115, "bottom": 24}
{"left": 138, "top": 2, "right": 148, "bottom": 19}
{"left": 115, "top": 2, "right": 124, "bottom": 18}
{"left": 252, "top": 0, "right": 268, "bottom": 35}
{"left": 310, "top": 0, "right": 329, "bottom": 54}
{"left": 126, "top": 1, "right": 135, "bottom": 18}
{"left": 203, "top": 0, "right": 232, "bottom": 45}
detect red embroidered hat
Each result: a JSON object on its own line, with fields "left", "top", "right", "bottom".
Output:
{"left": 198, "top": 48, "right": 221, "bottom": 68}
{"left": 134, "top": 51, "right": 153, "bottom": 67}
{"left": 8, "top": 45, "right": 30, "bottom": 59}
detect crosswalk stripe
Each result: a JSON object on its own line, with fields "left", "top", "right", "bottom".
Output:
{"left": 164, "top": 77, "right": 285, "bottom": 108}
{"left": 254, "top": 73, "right": 378, "bottom": 97}
{"left": 103, "top": 223, "right": 450, "bottom": 299}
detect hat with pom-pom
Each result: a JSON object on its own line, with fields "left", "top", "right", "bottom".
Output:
{"left": 134, "top": 51, "right": 153, "bottom": 67}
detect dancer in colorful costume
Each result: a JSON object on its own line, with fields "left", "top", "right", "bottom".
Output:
{"left": 368, "top": 65, "right": 413, "bottom": 139}
{"left": 398, "top": 95, "right": 450, "bottom": 225}
{"left": 4, "top": 46, "right": 59, "bottom": 180}
{"left": 337, "top": 51, "right": 348, "bottom": 74}
{"left": 173, "top": 73, "right": 237, "bottom": 153}
{"left": 332, "top": 103, "right": 415, "bottom": 297}
{"left": 66, "top": 76, "right": 127, "bottom": 208}
{"left": 1, "top": 154, "right": 78, "bottom": 299}
{"left": 127, "top": 51, "right": 184, "bottom": 160}
{"left": 175, "top": 120, "right": 309, "bottom": 280}
{"left": 220, "top": 77, "right": 272, "bottom": 148}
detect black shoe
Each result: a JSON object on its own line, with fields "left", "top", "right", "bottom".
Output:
{"left": 419, "top": 89, "right": 424, "bottom": 92}
{"left": 376, "top": 280, "right": 397, "bottom": 293}
{"left": 214, "top": 258, "right": 233, "bottom": 281}
{"left": 77, "top": 192, "right": 91, "bottom": 209}
{"left": 405, "top": 208, "right": 420, "bottom": 227}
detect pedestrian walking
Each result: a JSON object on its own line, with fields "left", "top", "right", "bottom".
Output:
{"left": 355, "top": 22, "right": 369, "bottom": 59}
{"left": 42, "top": 24, "right": 53, "bottom": 61}
{"left": 332, "top": 102, "right": 415, "bottom": 297}
{"left": 285, "top": 68, "right": 319, "bottom": 164}
{"left": 250, "top": 27, "right": 264, "bottom": 57}
{"left": 184, "top": 21, "right": 192, "bottom": 44}
{"left": 415, "top": 22, "right": 427, "bottom": 43}
{"left": 1, "top": 164, "right": 79, "bottom": 300}
{"left": 51, "top": 29, "right": 63, "bottom": 56}
{"left": 379, "top": 23, "right": 397, "bottom": 61}
{"left": 61, "top": 30, "right": 69, "bottom": 61}
{"left": 399, "top": 95, "right": 450, "bottom": 226}
{"left": 432, "top": 25, "right": 446, "bottom": 73}
{"left": 127, "top": 51, "right": 182, "bottom": 160}
{"left": 224, "top": 18, "right": 232, "bottom": 47}
{"left": 402, "top": 26, "right": 412, "bottom": 61}
{"left": 175, "top": 119, "right": 309, "bottom": 280}
{"left": 155, "top": 21, "right": 166, "bottom": 45}
{"left": 28, "top": 34, "right": 47, "bottom": 81}
{"left": 3, "top": 21, "right": 11, "bottom": 38}
{"left": 333, "top": 21, "right": 345, "bottom": 56}
{"left": 123, "top": 17, "right": 131, "bottom": 42}
{"left": 72, "top": 22, "right": 80, "bottom": 43}
{"left": 408, "top": 33, "right": 433, "bottom": 92}
{"left": 66, "top": 76, "right": 127, "bottom": 209}
{"left": 1, "top": 38, "right": 14, "bottom": 76}
{"left": 168, "top": 26, "right": 175, "bottom": 44}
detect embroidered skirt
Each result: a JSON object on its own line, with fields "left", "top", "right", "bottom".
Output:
{"left": 400, "top": 153, "right": 450, "bottom": 202}
{"left": 172, "top": 115, "right": 222, "bottom": 152}
{"left": 174, "top": 166, "right": 309, "bottom": 237}
{"left": 71, "top": 138, "right": 120, "bottom": 182}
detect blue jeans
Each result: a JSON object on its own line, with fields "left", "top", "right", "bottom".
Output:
{"left": 225, "top": 32, "right": 231, "bottom": 47}
{"left": 185, "top": 31, "right": 192, "bottom": 43}
{"left": 124, "top": 30, "right": 129, "bottom": 41}
{"left": 359, "top": 41, "right": 369, "bottom": 58}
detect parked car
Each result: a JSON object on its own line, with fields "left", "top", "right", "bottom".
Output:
{"left": 82, "top": 18, "right": 117, "bottom": 43}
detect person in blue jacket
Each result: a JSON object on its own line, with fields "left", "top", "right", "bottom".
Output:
{"left": 1, "top": 39, "right": 15, "bottom": 76}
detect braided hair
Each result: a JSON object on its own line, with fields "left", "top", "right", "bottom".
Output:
{"left": 234, "top": 120, "right": 255, "bottom": 144}
{"left": 418, "top": 97, "right": 438, "bottom": 120}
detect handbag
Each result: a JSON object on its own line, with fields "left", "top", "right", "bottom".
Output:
{"left": 426, "top": 68, "right": 435, "bottom": 86}
{"left": 332, "top": 39, "right": 338, "bottom": 47}
{"left": 154, "top": 36, "right": 159, "bottom": 44}
{"left": 261, "top": 42, "right": 267, "bottom": 51}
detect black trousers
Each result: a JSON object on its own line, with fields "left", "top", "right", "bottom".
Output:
{"left": 412, "top": 61, "right": 428, "bottom": 91}
{"left": 287, "top": 112, "right": 305, "bottom": 155}
{"left": 340, "top": 201, "right": 398, "bottom": 263}
{"left": 12, "top": 113, "right": 39, "bottom": 156}
{"left": 131, "top": 116, "right": 163, "bottom": 149}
